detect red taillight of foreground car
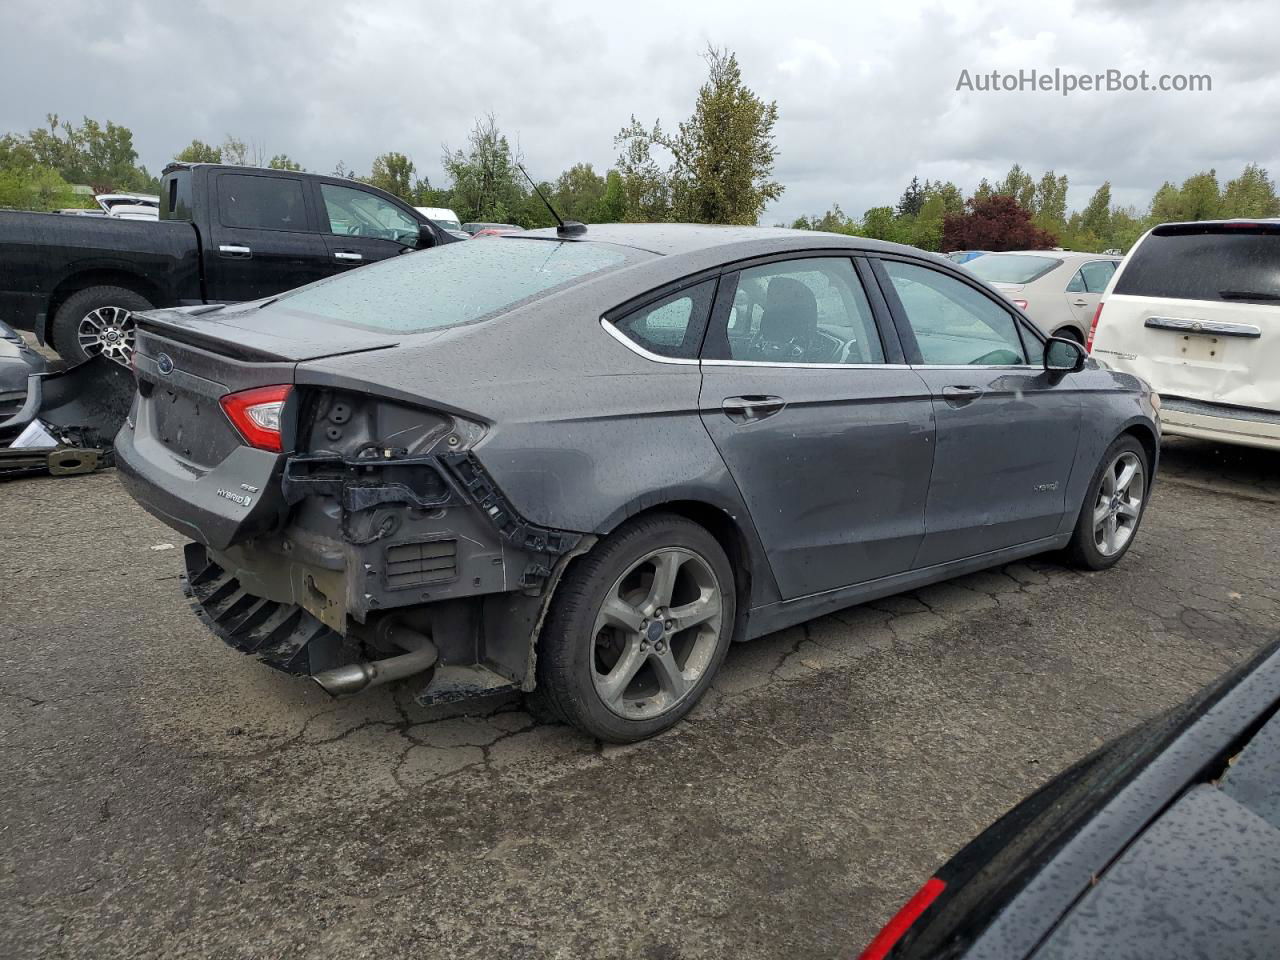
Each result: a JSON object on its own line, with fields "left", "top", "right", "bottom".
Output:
{"left": 1085, "top": 303, "right": 1104, "bottom": 353}
{"left": 856, "top": 876, "right": 946, "bottom": 960}
{"left": 1012, "top": 299, "right": 1029, "bottom": 311}
{"left": 219, "top": 384, "right": 293, "bottom": 452}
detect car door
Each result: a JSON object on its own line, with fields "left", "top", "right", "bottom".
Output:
{"left": 204, "top": 171, "right": 330, "bottom": 302}
{"left": 697, "top": 254, "right": 935, "bottom": 599}
{"left": 872, "top": 257, "right": 1083, "bottom": 567}
{"left": 1065, "top": 259, "right": 1118, "bottom": 330}
{"left": 314, "top": 182, "right": 424, "bottom": 276}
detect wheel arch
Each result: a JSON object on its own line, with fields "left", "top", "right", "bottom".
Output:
{"left": 46, "top": 269, "right": 160, "bottom": 349}
{"left": 1119, "top": 419, "right": 1160, "bottom": 479}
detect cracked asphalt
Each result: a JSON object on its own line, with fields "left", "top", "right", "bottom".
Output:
{"left": 2, "top": 436, "right": 1277, "bottom": 959}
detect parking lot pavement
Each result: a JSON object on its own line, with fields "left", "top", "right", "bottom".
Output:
{"left": 1, "top": 437, "right": 1276, "bottom": 960}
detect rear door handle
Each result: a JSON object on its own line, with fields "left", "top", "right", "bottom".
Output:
{"left": 333, "top": 251, "right": 363, "bottom": 262}
{"left": 1071, "top": 298, "right": 1090, "bottom": 307}
{"left": 218, "top": 243, "right": 252, "bottom": 258}
{"left": 941, "top": 385, "right": 983, "bottom": 407}
{"left": 722, "top": 395, "right": 785, "bottom": 423}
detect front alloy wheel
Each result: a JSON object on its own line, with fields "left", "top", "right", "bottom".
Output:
{"left": 1092, "top": 450, "right": 1145, "bottom": 556}
{"left": 591, "top": 548, "right": 724, "bottom": 720}
{"left": 77, "top": 306, "right": 136, "bottom": 366}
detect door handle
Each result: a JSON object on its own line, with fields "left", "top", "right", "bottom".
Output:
{"left": 333, "top": 251, "right": 363, "bottom": 262}
{"left": 722, "top": 395, "right": 785, "bottom": 423}
{"left": 218, "top": 243, "right": 252, "bottom": 258}
{"left": 941, "top": 385, "right": 983, "bottom": 407}
{"left": 1071, "top": 298, "right": 1089, "bottom": 307}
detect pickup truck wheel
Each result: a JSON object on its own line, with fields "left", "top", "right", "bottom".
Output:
{"left": 534, "top": 514, "right": 736, "bottom": 743}
{"left": 51, "top": 286, "right": 153, "bottom": 366}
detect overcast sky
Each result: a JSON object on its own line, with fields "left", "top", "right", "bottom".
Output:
{"left": 3, "top": 0, "right": 1277, "bottom": 223}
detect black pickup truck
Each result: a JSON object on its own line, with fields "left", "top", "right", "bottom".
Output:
{"left": 0, "top": 163, "right": 456, "bottom": 363}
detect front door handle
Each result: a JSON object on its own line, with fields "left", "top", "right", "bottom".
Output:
{"left": 941, "top": 385, "right": 983, "bottom": 407}
{"left": 218, "top": 243, "right": 252, "bottom": 258}
{"left": 722, "top": 395, "right": 785, "bottom": 423}
{"left": 1071, "top": 298, "right": 1090, "bottom": 307}
{"left": 333, "top": 250, "right": 364, "bottom": 263}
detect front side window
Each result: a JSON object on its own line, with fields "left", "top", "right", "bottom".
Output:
{"left": 883, "top": 260, "right": 1027, "bottom": 366}
{"left": 1079, "top": 260, "right": 1117, "bottom": 293}
{"left": 274, "top": 237, "right": 632, "bottom": 332}
{"left": 218, "top": 174, "right": 308, "bottom": 231}
{"left": 708, "top": 257, "right": 884, "bottom": 364}
{"left": 611, "top": 281, "right": 716, "bottom": 359}
{"left": 321, "top": 184, "right": 419, "bottom": 244}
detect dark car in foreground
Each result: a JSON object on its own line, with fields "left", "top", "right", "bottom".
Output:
{"left": 859, "top": 638, "right": 1280, "bottom": 960}
{"left": 0, "top": 163, "right": 454, "bottom": 365}
{"left": 115, "top": 224, "right": 1160, "bottom": 742}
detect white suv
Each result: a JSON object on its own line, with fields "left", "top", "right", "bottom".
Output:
{"left": 1090, "top": 220, "right": 1280, "bottom": 450}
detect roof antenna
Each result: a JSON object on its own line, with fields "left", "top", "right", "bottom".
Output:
{"left": 517, "top": 163, "right": 586, "bottom": 237}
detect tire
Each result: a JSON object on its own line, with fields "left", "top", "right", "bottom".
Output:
{"left": 1052, "top": 325, "right": 1084, "bottom": 344}
{"left": 1064, "top": 435, "right": 1150, "bottom": 570}
{"left": 50, "top": 285, "right": 152, "bottom": 366}
{"left": 534, "top": 513, "right": 736, "bottom": 743}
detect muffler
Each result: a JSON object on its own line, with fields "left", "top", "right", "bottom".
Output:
{"left": 312, "top": 626, "right": 438, "bottom": 696}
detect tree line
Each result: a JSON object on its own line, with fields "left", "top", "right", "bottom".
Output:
{"left": 2, "top": 47, "right": 1276, "bottom": 255}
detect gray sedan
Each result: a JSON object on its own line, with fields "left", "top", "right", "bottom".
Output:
{"left": 965, "top": 251, "right": 1122, "bottom": 343}
{"left": 115, "top": 226, "right": 1160, "bottom": 742}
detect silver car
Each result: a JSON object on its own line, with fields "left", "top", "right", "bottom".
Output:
{"left": 965, "top": 251, "right": 1122, "bottom": 343}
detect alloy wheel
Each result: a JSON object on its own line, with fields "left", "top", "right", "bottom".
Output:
{"left": 1092, "top": 450, "right": 1145, "bottom": 556}
{"left": 590, "top": 547, "right": 723, "bottom": 720}
{"left": 77, "top": 306, "right": 136, "bottom": 366}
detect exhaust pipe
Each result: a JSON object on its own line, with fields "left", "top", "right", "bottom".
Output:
{"left": 312, "top": 626, "right": 438, "bottom": 696}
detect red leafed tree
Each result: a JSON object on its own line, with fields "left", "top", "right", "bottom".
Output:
{"left": 942, "top": 194, "right": 1060, "bottom": 250}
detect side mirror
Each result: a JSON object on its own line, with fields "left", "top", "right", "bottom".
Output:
{"left": 1044, "top": 336, "right": 1086, "bottom": 373}
{"left": 415, "top": 221, "right": 437, "bottom": 250}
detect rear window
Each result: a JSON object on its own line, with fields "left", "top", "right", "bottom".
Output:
{"left": 275, "top": 237, "right": 632, "bottom": 332}
{"left": 966, "top": 254, "right": 1062, "bottom": 284}
{"left": 218, "top": 174, "right": 308, "bottom": 232}
{"left": 1115, "top": 228, "right": 1280, "bottom": 304}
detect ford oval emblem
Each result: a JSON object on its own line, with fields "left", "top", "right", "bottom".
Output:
{"left": 156, "top": 353, "right": 174, "bottom": 376}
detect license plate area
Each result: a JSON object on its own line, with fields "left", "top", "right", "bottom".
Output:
{"left": 1173, "top": 333, "right": 1225, "bottom": 363}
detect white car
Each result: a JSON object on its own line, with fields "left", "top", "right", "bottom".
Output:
{"left": 96, "top": 193, "right": 160, "bottom": 220}
{"left": 1090, "top": 220, "right": 1280, "bottom": 450}
{"left": 414, "top": 206, "right": 463, "bottom": 233}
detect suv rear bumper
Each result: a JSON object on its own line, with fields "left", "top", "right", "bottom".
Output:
{"left": 1161, "top": 396, "right": 1280, "bottom": 451}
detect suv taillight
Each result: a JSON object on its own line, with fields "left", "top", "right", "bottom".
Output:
{"left": 219, "top": 384, "right": 292, "bottom": 452}
{"left": 1085, "top": 303, "right": 1104, "bottom": 353}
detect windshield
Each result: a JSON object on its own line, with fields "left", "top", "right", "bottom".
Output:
{"left": 275, "top": 238, "right": 633, "bottom": 332}
{"left": 966, "top": 254, "right": 1062, "bottom": 284}
{"left": 434, "top": 218, "right": 462, "bottom": 231}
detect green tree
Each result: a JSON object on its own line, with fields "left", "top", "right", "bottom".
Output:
{"left": 366, "top": 151, "right": 416, "bottom": 200}
{"left": 268, "top": 154, "right": 303, "bottom": 171}
{"left": 442, "top": 114, "right": 524, "bottom": 223}
{"left": 1220, "top": 163, "right": 1280, "bottom": 218}
{"left": 615, "top": 46, "right": 782, "bottom": 224}
{"left": 1108, "top": 206, "right": 1146, "bottom": 252}
{"left": 613, "top": 126, "right": 672, "bottom": 221}
{"left": 552, "top": 162, "right": 607, "bottom": 222}
{"left": 995, "top": 164, "right": 1036, "bottom": 209}
{"left": 1148, "top": 181, "right": 1182, "bottom": 223}
{"left": 25, "top": 114, "right": 154, "bottom": 191}
{"left": 1178, "top": 170, "right": 1221, "bottom": 220}
{"left": 514, "top": 181, "right": 561, "bottom": 228}
{"left": 860, "top": 206, "right": 904, "bottom": 242}
{"left": 174, "top": 139, "right": 222, "bottom": 163}
{"left": 923, "top": 179, "right": 965, "bottom": 218}
{"left": 1079, "top": 182, "right": 1112, "bottom": 245}
{"left": 896, "top": 176, "right": 925, "bottom": 217}
{"left": 220, "top": 135, "right": 259, "bottom": 166}
{"left": 911, "top": 194, "right": 948, "bottom": 251}
{"left": 598, "top": 169, "right": 626, "bottom": 223}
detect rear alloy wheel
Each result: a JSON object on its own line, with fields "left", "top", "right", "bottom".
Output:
{"left": 1066, "top": 436, "right": 1149, "bottom": 570}
{"left": 50, "top": 285, "right": 153, "bottom": 366}
{"left": 535, "top": 514, "right": 736, "bottom": 742}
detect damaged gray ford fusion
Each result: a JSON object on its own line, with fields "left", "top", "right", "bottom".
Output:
{"left": 116, "top": 223, "right": 1161, "bottom": 742}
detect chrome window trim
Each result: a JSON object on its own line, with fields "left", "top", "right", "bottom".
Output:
{"left": 701, "top": 359, "right": 912, "bottom": 370}
{"left": 599, "top": 316, "right": 699, "bottom": 365}
{"left": 1145, "top": 316, "right": 1262, "bottom": 338}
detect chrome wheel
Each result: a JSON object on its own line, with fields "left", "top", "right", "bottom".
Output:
{"left": 1092, "top": 450, "right": 1145, "bottom": 556}
{"left": 591, "top": 547, "right": 723, "bottom": 721}
{"left": 77, "top": 306, "right": 136, "bottom": 366}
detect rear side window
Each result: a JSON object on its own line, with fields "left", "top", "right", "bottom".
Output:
{"left": 1079, "top": 260, "right": 1117, "bottom": 292}
{"left": 611, "top": 281, "right": 716, "bottom": 359}
{"left": 218, "top": 174, "right": 308, "bottom": 232}
{"left": 163, "top": 171, "right": 193, "bottom": 221}
{"left": 1116, "top": 229, "right": 1280, "bottom": 303}
{"left": 275, "top": 237, "right": 631, "bottom": 332}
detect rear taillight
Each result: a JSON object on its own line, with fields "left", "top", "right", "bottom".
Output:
{"left": 1085, "top": 303, "right": 1104, "bottom": 353}
{"left": 219, "top": 384, "right": 292, "bottom": 452}
{"left": 1012, "top": 299, "right": 1029, "bottom": 311}
{"left": 856, "top": 876, "right": 946, "bottom": 960}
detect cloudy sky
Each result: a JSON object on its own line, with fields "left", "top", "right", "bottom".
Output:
{"left": 3, "top": 0, "right": 1277, "bottom": 223}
